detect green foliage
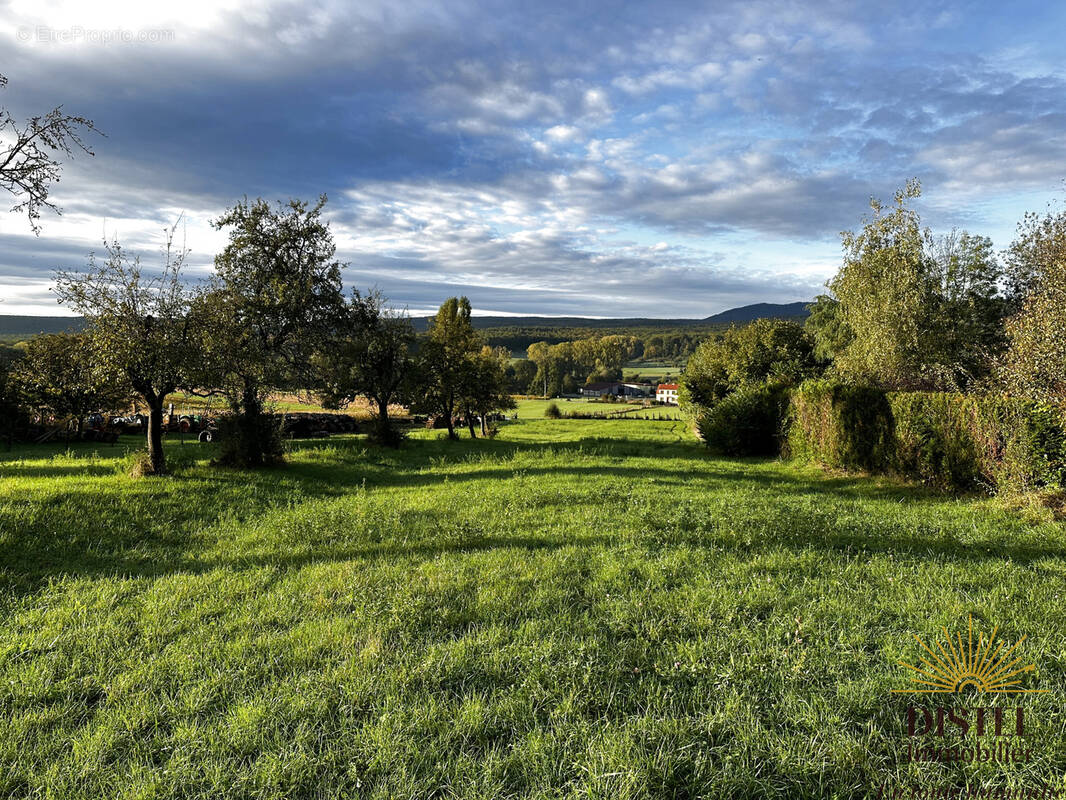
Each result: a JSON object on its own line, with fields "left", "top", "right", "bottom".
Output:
{"left": 1001, "top": 209, "right": 1066, "bottom": 403}
{"left": 214, "top": 412, "right": 285, "bottom": 468}
{"left": 680, "top": 319, "right": 820, "bottom": 414}
{"left": 830, "top": 182, "right": 1007, "bottom": 390}
{"left": 544, "top": 401, "right": 562, "bottom": 419}
{"left": 207, "top": 195, "right": 345, "bottom": 466}
{"left": 9, "top": 332, "right": 128, "bottom": 429}
{"left": 786, "top": 380, "right": 895, "bottom": 471}
{"left": 804, "top": 294, "right": 853, "bottom": 363}
{"left": 889, "top": 393, "right": 1066, "bottom": 494}
{"left": 789, "top": 381, "right": 1066, "bottom": 493}
{"left": 695, "top": 381, "right": 790, "bottom": 456}
{"left": 315, "top": 291, "right": 414, "bottom": 447}
{"left": 415, "top": 297, "right": 506, "bottom": 439}
{"left": 526, "top": 335, "right": 641, "bottom": 397}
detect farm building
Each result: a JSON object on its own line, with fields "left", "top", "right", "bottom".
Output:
{"left": 656, "top": 383, "right": 680, "bottom": 404}
{"left": 579, "top": 381, "right": 654, "bottom": 398}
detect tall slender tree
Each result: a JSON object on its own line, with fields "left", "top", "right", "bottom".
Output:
{"left": 416, "top": 297, "right": 483, "bottom": 439}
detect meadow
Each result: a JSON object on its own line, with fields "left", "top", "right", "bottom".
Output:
{"left": 1, "top": 416, "right": 1065, "bottom": 798}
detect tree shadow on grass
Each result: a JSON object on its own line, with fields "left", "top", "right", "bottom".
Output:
{"left": 1, "top": 433, "right": 1061, "bottom": 600}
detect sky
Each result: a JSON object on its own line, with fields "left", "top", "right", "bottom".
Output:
{"left": 2, "top": 0, "right": 1065, "bottom": 318}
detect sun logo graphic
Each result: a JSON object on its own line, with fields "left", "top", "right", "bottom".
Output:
{"left": 893, "top": 615, "right": 1047, "bottom": 694}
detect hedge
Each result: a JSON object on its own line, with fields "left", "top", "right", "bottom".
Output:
{"left": 786, "top": 380, "right": 1066, "bottom": 494}
{"left": 785, "top": 380, "right": 894, "bottom": 472}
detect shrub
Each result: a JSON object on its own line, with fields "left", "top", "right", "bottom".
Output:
{"left": 696, "top": 382, "right": 791, "bottom": 456}
{"left": 786, "top": 380, "right": 894, "bottom": 471}
{"left": 214, "top": 413, "right": 285, "bottom": 468}
{"left": 544, "top": 401, "right": 562, "bottom": 419}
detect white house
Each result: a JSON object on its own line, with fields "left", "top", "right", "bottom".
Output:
{"left": 656, "top": 383, "right": 679, "bottom": 405}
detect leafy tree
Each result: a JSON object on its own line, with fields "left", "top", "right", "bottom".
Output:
{"left": 804, "top": 295, "right": 853, "bottom": 363}
{"left": 460, "top": 346, "right": 517, "bottom": 437}
{"left": 1003, "top": 209, "right": 1066, "bottom": 312}
{"left": 416, "top": 297, "right": 484, "bottom": 439}
{"left": 830, "top": 180, "right": 941, "bottom": 389}
{"left": 10, "top": 332, "right": 128, "bottom": 437}
{"left": 507, "top": 358, "right": 537, "bottom": 394}
{"left": 680, "top": 319, "right": 820, "bottom": 412}
{"left": 316, "top": 291, "right": 414, "bottom": 446}
{"left": 206, "top": 195, "right": 345, "bottom": 466}
{"left": 928, "top": 229, "right": 1006, "bottom": 386}
{"left": 53, "top": 227, "right": 204, "bottom": 474}
{"left": 1001, "top": 208, "right": 1066, "bottom": 402}
{"left": 828, "top": 182, "right": 1009, "bottom": 390}
{"left": 0, "top": 74, "right": 100, "bottom": 233}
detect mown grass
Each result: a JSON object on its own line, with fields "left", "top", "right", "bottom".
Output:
{"left": 516, "top": 398, "right": 682, "bottom": 420}
{"left": 1, "top": 418, "right": 1065, "bottom": 798}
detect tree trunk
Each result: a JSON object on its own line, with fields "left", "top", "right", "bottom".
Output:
{"left": 375, "top": 397, "right": 394, "bottom": 445}
{"left": 480, "top": 412, "right": 488, "bottom": 436}
{"left": 444, "top": 395, "right": 457, "bottom": 440}
{"left": 241, "top": 381, "right": 264, "bottom": 466}
{"left": 467, "top": 412, "right": 477, "bottom": 439}
{"left": 147, "top": 398, "right": 166, "bottom": 474}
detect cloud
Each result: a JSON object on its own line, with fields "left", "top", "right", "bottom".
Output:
{"left": 2, "top": 0, "right": 1066, "bottom": 314}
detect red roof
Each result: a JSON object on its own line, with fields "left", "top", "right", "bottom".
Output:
{"left": 657, "top": 383, "right": 679, "bottom": 390}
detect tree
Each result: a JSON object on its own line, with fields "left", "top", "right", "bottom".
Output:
{"left": 316, "top": 291, "right": 414, "bottom": 446}
{"left": 460, "top": 346, "right": 517, "bottom": 437}
{"left": 1003, "top": 209, "right": 1066, "bottom": 312}
{"left": 1001, "top": 208, "right": 1066, "bottom": 402}
{"left": 206, "top": 195, "right": 345, "bottom": 466}
{"left": 680, "top": 319, "right": 820, "bottom": 412}
{"left": 10, "top": 332, "right": 128, "bottom": 438}
{"left": 416, "top": 297, "right": 483, "bottom": 439}
{"left": 0, "top": 74, "right": 100, "bottom": 234}
{"left": 804, "top": 295, "right": 853, "bottom": 363}
{"left": 928, "top": 230, "right": 1006, "bottom": 386}
{"left": 830, "top": 180, "right": 941, "bottom": 389}
{"left": 53, "top": 226, "right": 204, "bottom": 474}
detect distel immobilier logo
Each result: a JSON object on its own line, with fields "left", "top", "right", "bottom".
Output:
{"left": 892, "top": 615, "right": 1047, "bottom": 767}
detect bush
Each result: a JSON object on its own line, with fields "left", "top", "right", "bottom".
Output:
{"left": 696, "top": 382, "right": 790, "bottom": 456}
{"left": 544, "top": 402, "right": 562, "bottom": 419}
{"left": 214, "top": 412, "right": 285, "bottom": 467}
{"left": 786, "top": 380, "right": 894, "bottom": 471}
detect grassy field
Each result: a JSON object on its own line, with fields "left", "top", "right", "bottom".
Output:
{"left": 2, "top": 417, "right": 1065, "bottom": 798}
{"left": 516, "top": 398, "right": 683, "bottom": 420}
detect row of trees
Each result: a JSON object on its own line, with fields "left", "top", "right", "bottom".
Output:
{"left": 525, "top": 334, "right": 641, "bottom": 396}
{"left": 0, "top": 197, "right": 515, "bottom": 473}
{"left": 681, "top": 180, "right": 1066, "bottom": 427}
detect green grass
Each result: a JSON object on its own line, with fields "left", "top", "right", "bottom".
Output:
{"left": 516, "top": 398, "right": 682, "bottom": 420}
{"left": 2, "top": 419, "right": 1065, "bottom": 798}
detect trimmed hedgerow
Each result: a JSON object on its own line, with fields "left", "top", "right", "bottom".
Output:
{"left": 696, "top": 381, "right": 791, "bottom": 456}
{"left": 787, "top": 379, "right": 1066, "bottom": 494}
{"left": 889, "top": 392, "right": 1066, "bottom": 494}
{"left": 785, "top": 380, "right": 894, "bottom": 471}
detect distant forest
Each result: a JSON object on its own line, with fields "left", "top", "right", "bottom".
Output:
{"left": 0, "top": 301, "right": 811, "bottom": 356}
